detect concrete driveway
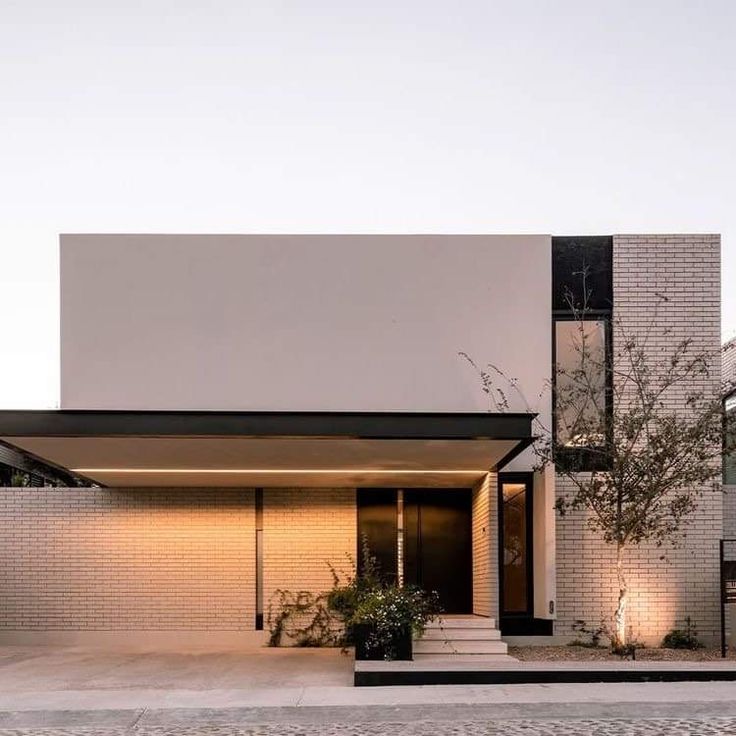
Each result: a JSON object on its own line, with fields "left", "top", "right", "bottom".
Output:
{"left": 0, "top": 645, "right": 353, "bottom": 709}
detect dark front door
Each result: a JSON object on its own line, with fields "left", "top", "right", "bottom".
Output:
{"left": 357, "top": 488, "right": 397, "bottom": 582}
{"left": 404, "top": 489, "right": 472, "bottom": 614}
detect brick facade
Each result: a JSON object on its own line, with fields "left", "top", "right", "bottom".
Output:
{"left": 471, "top": 473, "right": 498, "bottom": 618}
{"left": 0, "top": 486, "right": 359, "bottom": 638}
{"left": 0, "top": 487, "right": 255, "bottom": 631}
{"left": 262, "top": 488, "right": 357, "bottom": 636}
{"left": 555, "top": 234, "right": 722, "bottom": 644}
{"left": 0, "top": 234, "right": 725, "bottom": 647}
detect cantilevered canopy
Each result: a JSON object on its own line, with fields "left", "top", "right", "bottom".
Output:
{"left": 0, "top": 411, "right": 536, "bottom": 488}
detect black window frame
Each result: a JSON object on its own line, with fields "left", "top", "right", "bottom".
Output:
{"left": 498, "top": 471, "right": 534, "bottom": 620}
{"left": 552, "top": 311, "right": 613, "bottom": 473}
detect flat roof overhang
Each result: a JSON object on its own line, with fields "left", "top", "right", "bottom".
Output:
{"left": 0, "top": 411, "right": 536, "bottom": 488}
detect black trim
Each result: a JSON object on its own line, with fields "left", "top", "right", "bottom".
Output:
{"left": 496, "top": 437, "right": 536, "bottom": 469}
{"left": 255, "top": 488, "right": 264, "bottom": 631}
{"left": 354, "top": 667, "right": 736, "bottom": 687}
{"left": 0, "top": 439, "right": 94, "bottom": 487}
{"left": 500, "top": 617, "right": 554, "bottom": 636}
{"left": 0, "top": 410, "right": 536, "bottom": 441}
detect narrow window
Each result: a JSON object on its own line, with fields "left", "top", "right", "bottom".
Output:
{"left": 554, "top": 319, "right": 608, "bottom": 449}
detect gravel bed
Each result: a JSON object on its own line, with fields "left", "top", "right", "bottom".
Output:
{"left": 508, "top": 645, "right": 736, "bottom": 661}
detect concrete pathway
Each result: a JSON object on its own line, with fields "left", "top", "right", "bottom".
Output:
{"left": 5, "top": 645, "right": 736, "bottom": 733}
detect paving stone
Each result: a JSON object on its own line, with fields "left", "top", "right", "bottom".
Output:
{"left": 2, "top": 718, "right": 736, "bottom": 736}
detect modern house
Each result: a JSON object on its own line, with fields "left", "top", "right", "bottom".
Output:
{"left": 0, "top": 233, "right": 723, "bottom": 648}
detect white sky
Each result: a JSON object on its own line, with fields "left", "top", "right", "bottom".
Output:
{"left": 1, "top": 0, "right": 735, "bottom": 408}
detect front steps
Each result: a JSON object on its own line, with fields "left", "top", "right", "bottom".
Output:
{"left": 413, "top": 616, "right": 508, "bottom": 657}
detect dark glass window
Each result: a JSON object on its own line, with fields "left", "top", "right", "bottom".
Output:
{"left": 501, "top": 481, "right": 530, "bottom": 614}
{"left": 552, "top": 236, "right": 613, "bottom": 312}
{"left": 725, "top": 396, "right": 736, "bottom": 485}
{"left": 554, "top": 319, "right": 608, "bottom": 448}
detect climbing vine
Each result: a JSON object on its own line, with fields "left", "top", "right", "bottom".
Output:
{"left": 266, "top": 589, "right": 340, "bottom": 647}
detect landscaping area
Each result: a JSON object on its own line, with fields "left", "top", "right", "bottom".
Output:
{"left": 509, "top": 646, "right": 736, "bottom": 662}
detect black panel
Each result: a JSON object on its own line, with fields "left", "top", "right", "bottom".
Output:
{"left": 355, "top": 667, "right": 736, "bottom": 687}
{"left": 552, "top": 236, "right": 613, "bottom": 312}
{"left": 404, "top": 489, "right": 472, "bottom": 615}
{"left": 357, "top": 489, "right": 397, "bottom": 583}
{"left": 500, "top": 617, "right": 553, "bottom": 636}
{"left": 0, "top": 410, "right": 535, "bottom": 440}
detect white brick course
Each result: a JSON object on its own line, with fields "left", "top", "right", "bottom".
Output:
{"left": 0, "top": 487, "right": 255, "bottom": 630}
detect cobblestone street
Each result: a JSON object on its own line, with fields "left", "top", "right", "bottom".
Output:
{"left": 3, "top": 718, "right": 736, "bottom": 736}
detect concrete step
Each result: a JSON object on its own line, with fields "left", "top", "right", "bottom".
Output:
{"left": 413, "top": 639, "right": 508, "bottom": 656}
{"left": 425, "top": 617, "right": 496, "bottom": 630}
{"left": 419, "top": 627, "right": 502, "bottom": 641}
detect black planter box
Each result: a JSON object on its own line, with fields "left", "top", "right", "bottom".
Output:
{"left": 353, "top": 623, "right": 413, "bottom": 661}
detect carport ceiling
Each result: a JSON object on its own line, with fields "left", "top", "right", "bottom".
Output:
{"left": 0, "top": 411, "right": 535, "bottom": 488}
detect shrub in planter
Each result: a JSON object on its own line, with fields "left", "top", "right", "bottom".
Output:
{"left": 353, "top": 621, "right": 412, "bottom": 661}
{"left": 350, "top": 585, "right": 440, "bottom": 661}
{"left": 326, "top": 538, "right": 441, "bottom": 661}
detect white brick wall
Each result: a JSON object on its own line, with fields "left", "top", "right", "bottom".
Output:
{"left": 0, "top": 486, "right": 360, "bottom": 638}
{"left": 472, "top": 473, "right": 498, "bottom": 618}
{"left": 555, "top": 234, "right": 722, "bottom": 644}
{"left": 0, "top": 487, "right": 255, "bottom": 630}
{"left": 262, "top": 488, "right": 357, "bottom": 636}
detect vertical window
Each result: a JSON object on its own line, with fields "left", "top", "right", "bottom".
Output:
{"left": 554, "top": 319, "right": 608, "bottom": 448}
{"left": 725, "top": 395, "right": 736, "bottom": 485}
{"left": 501, "top": 481, "right": 530, "bottom": 615}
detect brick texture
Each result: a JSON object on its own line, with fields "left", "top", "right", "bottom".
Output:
{"left": 555, "top": 234, "right": 722, "bottom": 644}
{"left": 472, "top": 473, "right": 498, "bottom": 618}
{"left": 0, "top": 487, "right": 255, "bottom": 630}
{"left": 262, "top": 488, "right": 356, "bottom": 635}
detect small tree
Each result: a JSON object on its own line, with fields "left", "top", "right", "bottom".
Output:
{"left": 463, "top": 286, "right": 735, "bottom": 650}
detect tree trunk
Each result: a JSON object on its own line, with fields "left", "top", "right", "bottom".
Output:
{"left": 614, "top": 542, "right": 628, "bottom": 650}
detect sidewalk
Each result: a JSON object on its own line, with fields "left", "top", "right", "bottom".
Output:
{"left": 4, "top": 645, "right": 736, "bottom": 721}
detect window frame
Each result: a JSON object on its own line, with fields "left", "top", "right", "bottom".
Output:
{"left": 552, "top": 311, "right": 613, "bottom": 472}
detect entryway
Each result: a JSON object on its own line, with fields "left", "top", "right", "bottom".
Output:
{"left": 357, "top": 488, "right": 472, "bottom": 615}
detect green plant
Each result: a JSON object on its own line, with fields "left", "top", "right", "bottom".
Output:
{"left": 267, "top": 537, "right": 441, "bottom": 659}
{"left": 350, "top": 584, "right": 440, "bottom": 660}
{"left": 325, "top": 537, "right": 383, "bottom": 634}
{"left": 266, "top": 589, "right": 338, "bottom": 648}
{"left": 326, "top": 537, "right": 441, "bottom": 659}
{"left": 662, "top": 617, "right": 703, "bottom": 650}
{"left": 569, "top": 619, "right": 606, "bottom": 648}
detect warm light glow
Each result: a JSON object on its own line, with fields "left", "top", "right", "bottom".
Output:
{"left": 71, "top": 468, "right": 487, "bottom": 474}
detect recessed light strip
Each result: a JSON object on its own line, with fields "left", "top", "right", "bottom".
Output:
{"left": 72, "top": 468, "right": 487, "bottom": 474}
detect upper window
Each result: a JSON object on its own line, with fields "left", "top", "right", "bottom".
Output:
{"left": 554, "top": 319, "right": 608, "bottom": 449}
{"left": 552, "top": 237, "right": 613, "bottom": 469}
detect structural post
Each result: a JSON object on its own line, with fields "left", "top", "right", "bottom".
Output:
{"left": 721, "top": 539, "right": 727, "bottom": 659}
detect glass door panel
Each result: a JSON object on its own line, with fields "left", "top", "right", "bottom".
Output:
{"left": 501, "top": 480, "right": 531, "bottom": 615}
